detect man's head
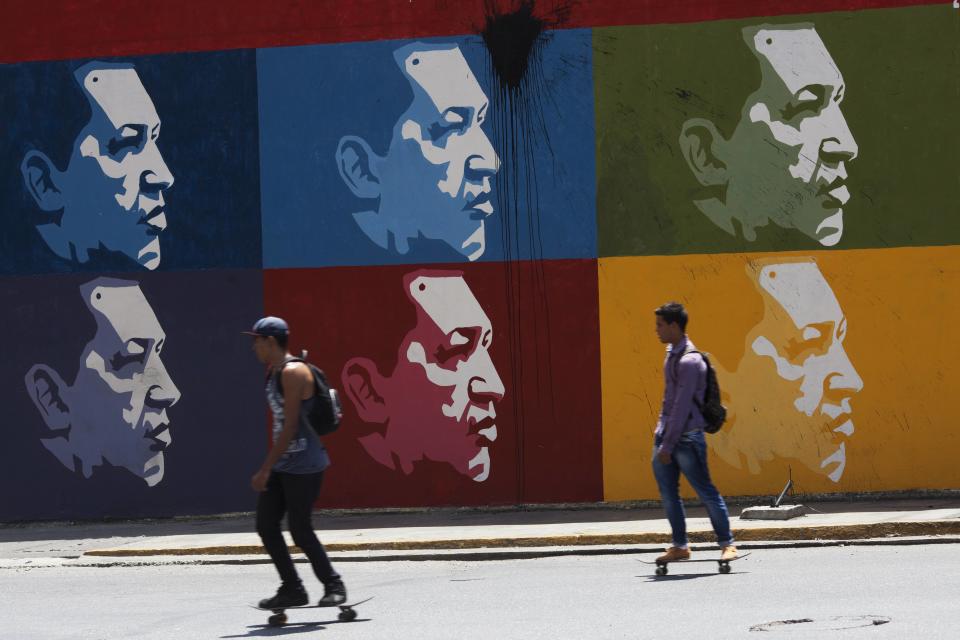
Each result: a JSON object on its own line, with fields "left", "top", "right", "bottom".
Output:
{"left": 24, "top": 277, "right": 181, "bottom": 486}
{"left": 20, "top": 61, "right": 174, "bottom": 269}
{"left": 336, "top": 43, "right": 500, "bottom": 261}
{"left": 245, "top": 316, "right": 290, "bottom": 365}
{"left": 716, "top": 259, "right": 863, "bottom": 481}
{"left": 654, "top": 302, "right": 688, "bottom": 345}
{"left": 343, "top": 270, "right": 504, "bottom": 481}
{"left": 680, "top": 24, "right": 857, "bottom": 246}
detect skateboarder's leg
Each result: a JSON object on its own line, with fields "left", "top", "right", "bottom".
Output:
{"left": 652, "top": 445, "right": 688, "bottom": 548}
{"left": 675, "top": 433, "right": 733, "bottom": 547}
{"left": 282, "top": 471, "right": 341, "bottom": 585}
{"left": 256, "top": 472, "right": 301, "bottom": 585}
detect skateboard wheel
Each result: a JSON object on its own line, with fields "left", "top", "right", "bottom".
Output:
{"left": 268, "top": 613, "right": 287, "bottom": 626}
{"left": 719, "top": 563, "right": 731, "bottom": 574}
{"left": 655, "top": 566, "right": 667, "bottom": 576}
{"left": 339, "top": 608, "right": 358, "bottom": 622}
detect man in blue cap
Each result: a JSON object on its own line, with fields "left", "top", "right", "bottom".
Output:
{"left": 244, "top": 316, "right": 346, "bottom": 609}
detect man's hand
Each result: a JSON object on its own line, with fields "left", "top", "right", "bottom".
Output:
{"left": 251, "top": 469, "right": 270, "bottom": 492}
{"left": 657, "top": 450, "right": 672, "bottom": 465}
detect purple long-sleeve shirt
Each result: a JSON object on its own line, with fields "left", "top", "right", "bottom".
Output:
{"left": 655, "top": 336, "right": 707, "bottom": 456}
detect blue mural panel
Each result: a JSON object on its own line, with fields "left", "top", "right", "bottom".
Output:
{"left": 258, "top": 29, "right": 596, "bottom": 267}
{"left": 0, "top": 269, "right": 265, "bottom": 522}
{"left": 0, "top": 50, "right": 262, "bottom": 275}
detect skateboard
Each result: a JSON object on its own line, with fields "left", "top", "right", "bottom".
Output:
{"left": 252, "top": 596, "right": 373, "bottom": 626}
{"left": 641, "top": 552, "right": 750, "bottom": 575}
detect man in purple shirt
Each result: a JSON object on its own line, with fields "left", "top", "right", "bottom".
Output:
{"left": 653, "top": 302, "right": 736, "bottom": 563}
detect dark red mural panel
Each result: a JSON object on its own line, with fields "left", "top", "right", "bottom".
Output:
{"left": 263, "top": 259, "right": 602, "bottom": 508}
{"left": 1, "top": 0, "right": 940, "bottom": 63}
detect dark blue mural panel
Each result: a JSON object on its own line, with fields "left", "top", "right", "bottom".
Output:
{"left": 0, "top": 50, "right": 262, "bottom": 275}
{"left": 0, "top": 269, "right": 265, "bottom": 522}
{"left": 258, "top": 29, "right": 596, "bottom": 267}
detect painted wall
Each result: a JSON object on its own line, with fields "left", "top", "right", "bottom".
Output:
{"left": 595, "top": 2, "right": 960, "bottom": 499}
{"left": 0, "top": 0, "right": 955, "bottom": 521}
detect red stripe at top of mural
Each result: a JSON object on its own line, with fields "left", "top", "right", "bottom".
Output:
{"left": 0, "top": 0, "right": 943, "bottom": 63}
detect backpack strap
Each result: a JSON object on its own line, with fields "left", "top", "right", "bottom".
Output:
{"left": 672, "top": 346, "right": 708, "bottom": 412}
{"left": 670, "top": 345, "right": 699, "bottom": 382}
{"left": 271, "top": 356, "right": 306, "bottom": 398}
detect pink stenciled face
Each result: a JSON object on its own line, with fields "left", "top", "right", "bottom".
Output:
{"left": 378, "top": 273, "right": 505, "bottom": 481}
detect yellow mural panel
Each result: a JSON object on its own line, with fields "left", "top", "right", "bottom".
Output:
{"left": 601, "top": 246, "right": 960, "bottom": 500}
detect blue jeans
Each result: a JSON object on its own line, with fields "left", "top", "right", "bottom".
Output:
{"left": 652, "top": 431, "right": 733, "bottom": 548}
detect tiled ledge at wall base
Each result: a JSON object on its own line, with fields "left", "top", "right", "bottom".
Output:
{"left": 84, "top": 517, "right": 960, "bottom": 556}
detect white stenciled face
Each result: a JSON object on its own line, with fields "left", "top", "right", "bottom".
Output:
{"left": 723, "top": 26, "right": 858, "bottom": 245}
{"left": 750, "top": 262, "right": 863, "bottom": 481}
{"left": 378, "top": 45, "right": 500, "bottom": 260}
{"left": 69, "top": 279, "right": 181, "bottom": 485}
{"left": 56, "top": 66, "right": 173, "bottom": 268}
{"left": 380, "top": 273, "right": 505, "bottom": 481}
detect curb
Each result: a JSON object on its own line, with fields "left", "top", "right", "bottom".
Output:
{"left": 82, "top": 520, "right": 960, "bottom": 557}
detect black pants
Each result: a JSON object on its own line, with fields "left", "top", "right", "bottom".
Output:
{"left": 256, "top": 470, "right": 340, "bottom": 586}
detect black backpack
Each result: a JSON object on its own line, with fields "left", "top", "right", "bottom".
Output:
{"left": 274, "top": 356, "right": 342, "bottom": 436}
{"left": 680, "top": 347, "right": 727, "bottom": 434}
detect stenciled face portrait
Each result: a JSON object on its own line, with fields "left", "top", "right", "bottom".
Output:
{"left": 20, "top": 62, "right": 174, "bottom": 270}
{"left": 714, "top": 260, "right": 863, "bottom": 481}
{"left": 343, "top": 271, "right": 504, "bottom": 481}
{"left": 681, "top": 24, "right": 857, "bottom": 247}
{"left": 337, "top": 43, "right": 500, "bottom": 261}
{"left": 24, "top": 277, "right": 181, "bottom": 486}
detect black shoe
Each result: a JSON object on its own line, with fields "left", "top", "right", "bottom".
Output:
{"left": 259, "top": 582, "right": 308, "bottom": 609}
{"left": 317, "top": 579, "right": 347, "bottom": 607}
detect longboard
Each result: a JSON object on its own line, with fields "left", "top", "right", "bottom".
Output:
{"left": 251, "top": 596, "right": 373, "bottom": 626}
{"left": 640, "top": 552, "right": 751, "bottom": 575}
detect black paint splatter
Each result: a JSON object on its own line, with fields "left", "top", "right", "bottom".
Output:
{"left": 481, "top": 1, "right": 546, "bottom": 90}
{"left": 479, "top": 2, "right": 576, "bottom": 497}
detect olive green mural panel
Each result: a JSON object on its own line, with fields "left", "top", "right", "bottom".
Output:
{"left": 594, "top": 4, "right": 960, "bottom": 257}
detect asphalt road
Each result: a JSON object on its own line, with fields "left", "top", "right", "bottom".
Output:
{"left": 3, "top": 545, "right": 958, "bottom": 639}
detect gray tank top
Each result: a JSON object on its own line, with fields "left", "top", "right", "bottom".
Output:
{"left": 265, "top": 366, "right": 330, "bottom": 474}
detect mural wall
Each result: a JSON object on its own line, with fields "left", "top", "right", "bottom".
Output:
{"left": 0, "top": 0, "right": 955, "bottom": 521}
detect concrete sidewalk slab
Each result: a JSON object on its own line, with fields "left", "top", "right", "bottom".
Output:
{"left": 740, "top": 505, "right": 806, "bottom": 520}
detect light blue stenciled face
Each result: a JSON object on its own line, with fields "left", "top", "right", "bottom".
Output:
{"left": 51, "top": 63, "right": 174, "bottom": 269}
{"left": 377, "top": 44, "right": 500, "bottom": 261}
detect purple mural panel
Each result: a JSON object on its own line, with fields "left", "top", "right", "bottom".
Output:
{"left": 0, "top": 269, "right": 264, "bottom": 522}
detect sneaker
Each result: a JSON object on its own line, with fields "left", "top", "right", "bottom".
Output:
{"left": 720, "top": 545, "right": 738, "bottom": 561}
{"left": 317, "top": 579, "right": 347, "bottom": 607}
{"left": 258, "top": 582, "right": 308, "bottom": 609}
{"left": 656, "top": 546, "right": 691, "bottom": 563}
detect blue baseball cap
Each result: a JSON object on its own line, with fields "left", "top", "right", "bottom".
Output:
{"left": 242, "top": 316, "right": 289, "bottom": 338}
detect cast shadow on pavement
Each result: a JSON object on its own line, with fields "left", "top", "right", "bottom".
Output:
{"left": 221, "top": 619, "right": 371, "bottom": 637}
{"left": 636, "top": 572, "right": 748, "bottom": 582}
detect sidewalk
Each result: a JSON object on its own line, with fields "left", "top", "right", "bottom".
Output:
{"left": 2, "top": 497, "right": 958, "bottom": 566}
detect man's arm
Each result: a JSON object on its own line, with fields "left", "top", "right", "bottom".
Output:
{"left": 656, "top": 354, "right": 704, "bottom": 458}
{"left": 251, "top": 363, "right": 310, "bottom": 491}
